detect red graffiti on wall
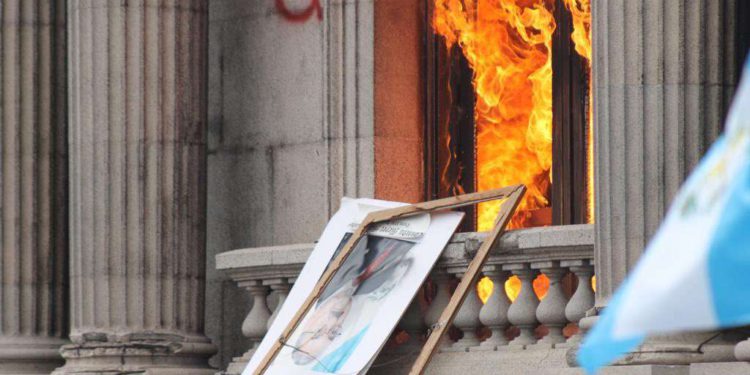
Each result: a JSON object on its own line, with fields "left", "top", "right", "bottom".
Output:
{"left": 275, "top": 0, "right": 323, "bottom": 22}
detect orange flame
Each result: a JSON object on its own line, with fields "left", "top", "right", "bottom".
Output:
{"left": 443, "top": 0, "right": 594, "bottom": 304}
{"left": 434, "top": 0, "right": 556, "bottom": 231}
{"left": 563, "top": 0, "right": 594, "bottom": 222}
{"left": 477, "top": 274, "right": 550, "bottom": 303}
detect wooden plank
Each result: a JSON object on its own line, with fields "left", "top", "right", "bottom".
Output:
{"left": 408, "top": 185, "right": 526, "bottom": 375}
{"left": 252, "top": 184, "right": 526, "bottom": 375}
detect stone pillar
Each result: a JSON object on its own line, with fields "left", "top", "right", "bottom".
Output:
{"left": 0, "top": 0, "right": 68, "bottom": 373}
{"left": 593, "top": 0, "right": 737, "bottom": 305}
{"left": 590, "top": 0, "right": 739, "bottom": 365}
{"left": 56, "top": 1, "right": 214, "bottom": 373}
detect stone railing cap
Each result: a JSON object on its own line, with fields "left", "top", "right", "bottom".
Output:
{"left": 216, "top": 224, "right": 594, "bottom": 281}
{"left": 216, "top": 243, "right": 314, "bottom": 270}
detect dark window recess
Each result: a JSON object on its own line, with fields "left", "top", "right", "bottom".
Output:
{"left": 551, "top": 0, "right": 589, "bottom": 226}
{"left": 424, "top": 35, "right": 477, "bottom": 231}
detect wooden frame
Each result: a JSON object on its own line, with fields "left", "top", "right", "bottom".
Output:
{"left": 253, "top": 184, "right": 526, "bottom": 375}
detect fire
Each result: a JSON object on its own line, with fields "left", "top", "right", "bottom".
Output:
{"left": 563, "top": 0, "right": 594, "bottom": 222}
{"left": 434, "top": 0, "right": 556, "bottom": 231}
{"left": 437, "top": 0, "right": 593, "bottom": 303}
{"left": 477, "top": 274, "right": 550, "bottom": 303}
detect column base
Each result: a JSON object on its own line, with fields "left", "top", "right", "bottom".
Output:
{"left": 0, "top": 336, "right": 66, "bottom": 374}
{"left": 53, "top": 332, "right": 216, "bottom": 375}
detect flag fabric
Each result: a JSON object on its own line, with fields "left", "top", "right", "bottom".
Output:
{"left": 577, "top": 57, "right": 750, "bottom": 374}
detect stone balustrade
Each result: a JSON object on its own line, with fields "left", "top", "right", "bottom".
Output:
{"left": 216, "top": 225, "right": 594, "bottom": 374}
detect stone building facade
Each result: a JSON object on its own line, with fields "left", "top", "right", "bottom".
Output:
{"left": 1, "top": 0, "right": 749, "bottom": 374}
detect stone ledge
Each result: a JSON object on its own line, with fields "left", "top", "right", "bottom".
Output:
{"left": 369, "top": 348, "right": 580, "bottom": 375}
{"left": 217, "top": 224, "right": 595, "bottom": 275}
{"left": 368, "top": 350, "right": 692, "bottom": 375}
{"left": 688, "top": 362, "right": 750, "bottom": 375}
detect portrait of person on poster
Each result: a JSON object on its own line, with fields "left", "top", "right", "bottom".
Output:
{"left": 243, "top": 198, "right": 463, "bottom": 375}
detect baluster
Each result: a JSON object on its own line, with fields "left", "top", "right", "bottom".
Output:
{"left": 504, "top": 263, "right": 539, "bottom": 348}
{"left": 475, "top": 265, "right": 511, "bottom": 351}
{"left": 735, "top": 339, "right": 750, "bottom": 361}
{"left": 266, "top": 278, "right": 292, "bottom": 330}
{"left": 561, "top": 260, "right": 595, "bottom": 345}
{"left": 533, "top": 261, "right": 569, "bottom": 347}
{"left": 424, "top": 269, "right": 454, "bottom": 351}
{"left": 240, "top": 280, "right": 272, "bottom": 353}
{"left": 398, "top": 297, "right": 427, "bottom": 351}
{"left": 446, "top": 266, "right": 483, "bottom": 351}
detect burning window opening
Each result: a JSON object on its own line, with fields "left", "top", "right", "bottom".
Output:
{"left": 433, "top": 0, "right": 556, "bottom": 232}
{"left": 428, "top": 0, "right": 592, "bottom": 302}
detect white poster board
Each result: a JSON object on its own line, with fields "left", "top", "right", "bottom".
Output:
{"left": 243, "top": 198, "right": 464, "bottom": 374}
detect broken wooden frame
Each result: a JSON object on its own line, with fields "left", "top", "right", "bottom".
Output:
{"left": 252, "top": 184, "right": 527, "bottom": 375}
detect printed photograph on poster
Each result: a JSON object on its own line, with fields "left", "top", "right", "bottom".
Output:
{"left": 243, "top": 198, "right": 464, "bottom": 375}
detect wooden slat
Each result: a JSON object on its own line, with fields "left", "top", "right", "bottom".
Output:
{"left": 408, "top": 185, "right": 525, "bottom": 375}
{"left": 252, "top": 184, "right": 526, "bottom": 375}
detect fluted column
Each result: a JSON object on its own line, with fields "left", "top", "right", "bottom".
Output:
{"left": 590, "top": 0, "right": 739, "bottom": 365}
{"left": 593, "top": 0, "right": 737, "bottom": 307}
{"left": 57, "top": 1, "right": 214, "bottom": 373}
{"left": 0, "top": 1, "right": 68, "bottom": 373}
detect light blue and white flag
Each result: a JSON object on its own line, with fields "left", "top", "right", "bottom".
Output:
{"left": 577, "top": 57, "right": 750, "bottom": 374}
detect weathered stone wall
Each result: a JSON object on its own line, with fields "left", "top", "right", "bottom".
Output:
{"left": 206, "top": 0, "right": 374, "bottom": 368}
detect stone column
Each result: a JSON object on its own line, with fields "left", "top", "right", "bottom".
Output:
{"left": 0, "top": 0, "right": 68, "bottom": 373}
{"left": 590, "top": 0, "right": 739, "bottom": 365}
{"left": 56, "top": 1, "right": 214, "bottom": 373}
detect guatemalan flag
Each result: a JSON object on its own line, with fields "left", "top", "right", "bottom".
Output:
{"left": 577, "top": 57, "right": 750, "bottom": 374}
